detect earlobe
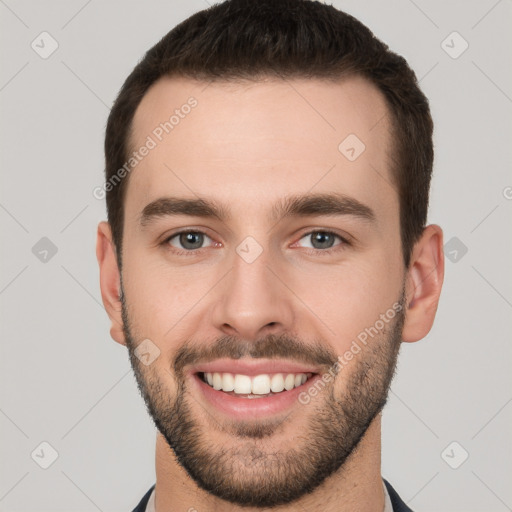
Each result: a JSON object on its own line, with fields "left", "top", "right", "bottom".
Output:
{"left": 402, "top": 224, "right": 445, "bottom": 343}
{"left": 96, "top": 221, "right": 126, "bottom": 346}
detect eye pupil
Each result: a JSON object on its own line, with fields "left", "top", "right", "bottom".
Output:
{"left": 171, "top": 231, "right": 339, "bottom": 252}
{"left": 311, "top": 232, "right": 335, "bottom": 249}
{"left": 181, "top": 232, "right": 203, "bottom": 249}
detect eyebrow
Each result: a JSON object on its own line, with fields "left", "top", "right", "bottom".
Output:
{"left": 139, "top": 192, "right": 376, "bottom": 228}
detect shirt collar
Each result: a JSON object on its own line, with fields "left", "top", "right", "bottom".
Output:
{"left": 145, "top": 478, "right": 395, "bottom": 512}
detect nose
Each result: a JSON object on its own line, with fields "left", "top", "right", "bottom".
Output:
{"left": 211, "top": 244, "right": 295, "bottom": 340}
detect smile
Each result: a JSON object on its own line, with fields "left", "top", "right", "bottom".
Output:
{"left": 199, "top": 371, "right": 315, "bottom": 398}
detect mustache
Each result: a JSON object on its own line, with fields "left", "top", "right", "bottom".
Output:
{"left": 173, "top": 333, "right": 339, "bottom": 377}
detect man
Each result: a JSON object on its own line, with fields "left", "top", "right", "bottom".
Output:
{"left": 96, "top": 0, "right": 444, "bottom": 510}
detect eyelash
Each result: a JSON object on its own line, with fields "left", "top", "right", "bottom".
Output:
{"left": 161, "top": 229, "right": 350, "bottom": 257}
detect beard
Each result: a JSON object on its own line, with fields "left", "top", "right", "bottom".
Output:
{"left": 121, "top": 287, "right": 405, "bottom": 508}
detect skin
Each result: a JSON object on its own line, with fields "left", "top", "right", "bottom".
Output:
{"left": 96, "top": 75, "right": 444, "bottom": 511}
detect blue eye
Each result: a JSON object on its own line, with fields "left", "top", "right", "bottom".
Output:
{"left": 161, "top": 229, "right": 349, "bottom": 256}
{"left": 298, "top": 231, "right": 343, "bottom": 250}
{"left": 165, "top": 231, "right": 214, "bottom": 252}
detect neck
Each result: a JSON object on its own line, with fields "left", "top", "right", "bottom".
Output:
{"left": 153, "top": 413, "right": 384, "bottom": 512}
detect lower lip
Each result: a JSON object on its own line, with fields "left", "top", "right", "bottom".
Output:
{"left": 191, "top": 373, "right": 321, "bottom": 420}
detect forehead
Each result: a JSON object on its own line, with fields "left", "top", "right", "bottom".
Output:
{"left": 126, "top": 75, "right": 396, "bottom": 228}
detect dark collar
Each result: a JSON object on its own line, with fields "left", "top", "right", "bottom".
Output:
{"left": 132, "top": 480, "right": 414, "bottom": 512}
{"left": 131, "top": 483, "right": 155, "bottom": 512}
{"left": 383, "top": 479, "right": 414, "bottom": 512}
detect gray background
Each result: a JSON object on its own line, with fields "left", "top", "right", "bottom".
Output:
{"left": 1, "top": 0, "right": 511, "bottom": 510}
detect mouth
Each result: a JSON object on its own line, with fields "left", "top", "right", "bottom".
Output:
{"left": 197, "top": 371, "right": 315, "bottom": 399}
{"left": 188, "top": 360, "right": 323, "bottom": 419}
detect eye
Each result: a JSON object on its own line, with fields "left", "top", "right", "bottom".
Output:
{"left": 164, "top": 230, "right": 215, "bottom": 252}
{"left": 295, "top": 230, "right": 348, "bottom": 253}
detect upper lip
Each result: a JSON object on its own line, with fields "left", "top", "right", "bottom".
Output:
{"left": 188, "top": 358, "right": 321, "bottom": 377}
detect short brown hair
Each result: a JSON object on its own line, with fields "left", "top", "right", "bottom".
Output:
{"left": 104, "top": 0, "right": 433, "bottom": 269}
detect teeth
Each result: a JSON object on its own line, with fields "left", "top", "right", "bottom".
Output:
{"left": 252, "top": 374, "right": 271, "bottom": 395}
{"left": 234, "top": 374, "right": 252, "bottom": 394}
{"left": 284, "top": 374, "right": 295, "bottom": 391}
{"left": 270, "top": 373, "right": 285, "bottom": 392}
{"left": 212, "top": 372, "right": 222, "bottom": 390}
{"left": 222, "top": 372, "right": 235, "bottom": 392}
{"left": 202, "top": 371, "right": 312, "bottom": 395}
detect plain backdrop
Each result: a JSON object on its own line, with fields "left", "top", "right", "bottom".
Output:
{"left": 1, "top": 1, "right": 511, "bottom": 511}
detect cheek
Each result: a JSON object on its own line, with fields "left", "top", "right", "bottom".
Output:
{"left": 122, "top": 255, "right": 215, "bottom": 339}
{"left": 122, "top": 228, "right": 404, "bottom": 355}
{"left": 289, "top": 254, "right": 403, "bottom": 352}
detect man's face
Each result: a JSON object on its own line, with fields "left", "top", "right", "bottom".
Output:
{"left": 120, "top": 75, "right": 406, "bottom": 507}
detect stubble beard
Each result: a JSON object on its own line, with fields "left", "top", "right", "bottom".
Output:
{"left": 121, "top": 290, "right": 405, "bottom": 508}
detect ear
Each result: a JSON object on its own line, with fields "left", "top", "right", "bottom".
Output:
{"left": 96, "top": 221, "right": 126, "bottom": 346}
{"left": 402, "top": 224, "right": 445, "bottom": 343}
